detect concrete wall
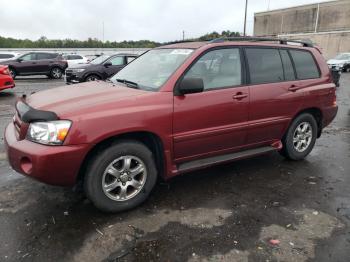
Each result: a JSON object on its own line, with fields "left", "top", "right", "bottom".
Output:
{"left": 254, "top": 0, "right": 350, "bottom": 36}
{"left": 279, "top": 32, "right": 350, "bottom": 59}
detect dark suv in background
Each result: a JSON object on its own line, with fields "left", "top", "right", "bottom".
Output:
{"left": 65, "top": 53, "right": 137, "bottom": 83}
{"left": 0, "top": 52, "right": 68, "bottom": 79}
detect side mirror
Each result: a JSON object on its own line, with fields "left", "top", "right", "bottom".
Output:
{"left": 17, "top": 58, "right": 23, "bottom": 62}
{"left": 104, "top": 61, "right": 112, "bottom": 67}
{"left": 176, "top": 77, "right": 204, "bottom": 95}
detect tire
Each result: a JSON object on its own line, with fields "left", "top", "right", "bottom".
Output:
{"left": 84, "top": 140, "right": 158, "bottom": 213}
{"left": 50, "top": 67, "right": 63, "bottom": 79}
{"left": 9, "top": 68, "right": 16, "bottom": 79}
{"left": 280, "top": 113, "right": 317, "bottom": 160}
{"left": 85, "top": 74, "right": 101, "bottom": 82}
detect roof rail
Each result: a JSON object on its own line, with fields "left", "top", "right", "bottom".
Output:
{"left": 210, "top": 37, "right": 314, "bottom": 47}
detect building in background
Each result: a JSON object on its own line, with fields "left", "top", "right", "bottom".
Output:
{"left": 254, "top": 0, "right": 350, "bottom": 59}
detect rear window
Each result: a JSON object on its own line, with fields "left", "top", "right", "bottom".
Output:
{"left": 289, "top": 50, "right": 320, "bottom": 79}
{"left": 245, "top": 48, "right": 284, "bottom": 84}
{"left": 37, "top": 53, "right": 58, "bottom": 60}
{"left": 0, "top": 54, "right": 14, "bottom": 59}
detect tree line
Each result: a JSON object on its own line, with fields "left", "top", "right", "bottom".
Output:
{"left": 0, "top": 31, "right": 241, "bottom": 48}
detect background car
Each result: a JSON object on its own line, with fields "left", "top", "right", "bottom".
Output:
{"left": 65, "top": 53, "right": 137, "bottom": 83}
{"left": 0, "top": 52, "right": 68, "bottom": 79}
{"left": 62, "top": 54, "right": 88, "bottom": 67}
{"left": 0, "top": 52, "right": 21, "bottom": 62}
{"left": 327, "top": 53, "right": 350, "bottom": 72}
{"left": 0, "top": 65, "right": 15, "bottom": 92}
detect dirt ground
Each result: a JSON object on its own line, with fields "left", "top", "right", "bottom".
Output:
{"left": 0, "top": 74, "right": 349, "bottom": 262}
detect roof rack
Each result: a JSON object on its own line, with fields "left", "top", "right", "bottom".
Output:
{"left": 210, "top": 37, "right": 313, "bottom": 47}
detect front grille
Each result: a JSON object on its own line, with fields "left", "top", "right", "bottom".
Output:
{"left": 65, "top": 69, "right": 73, "bottom": 76}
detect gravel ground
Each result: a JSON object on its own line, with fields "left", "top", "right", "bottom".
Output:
{"left": 0, "top": 74, "right": 349, "bottom": 262}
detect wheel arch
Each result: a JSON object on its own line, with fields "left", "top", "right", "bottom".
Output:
{"left": 76, "top": 131, "right": 165, "bottom": 184}
{"left": 291, "top": 107, "right": 323, "bottom": 138}
{"left": 83, "top": 72, "right": 103, "bottom": 81}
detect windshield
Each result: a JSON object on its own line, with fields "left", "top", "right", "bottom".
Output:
{"left": 90, "top": 55, "right": 110, "bottom": 64}
{"left": 110, "top": 49, "right": 194, "bottom": 91}
{"left": 334, "top": 53, "right": 350, "bottom": 60}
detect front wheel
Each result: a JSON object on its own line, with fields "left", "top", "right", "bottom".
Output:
{"left": 280, "top": 113, "right": 317, "bottom": 160}
{"left": 84, "top": 140, "right": 157, "bottom": 213}
{"left": 85, "top": 74, "right": 101, "bottom": 82}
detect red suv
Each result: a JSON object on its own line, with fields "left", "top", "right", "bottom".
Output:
{"left": 4, "top": 38, "right": 338, "bottom": 212}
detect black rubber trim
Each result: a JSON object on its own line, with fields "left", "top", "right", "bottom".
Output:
{"left": 16, "top": 101, "right": 58, "bottom": 123}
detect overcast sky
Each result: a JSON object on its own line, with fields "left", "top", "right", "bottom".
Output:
{"left": 0, "top": 0, "right": 331, "bottom": 42}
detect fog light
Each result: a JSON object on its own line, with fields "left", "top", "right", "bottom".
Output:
{"left": 20, "top": 157, "right": 33, "bottom": 174}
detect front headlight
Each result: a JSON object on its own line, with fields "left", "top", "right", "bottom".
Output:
{"left": 72, "top": 68, "right": 85, "bottom": 73}
{"left": 27, "top": 120, "right": 72, "bottom": 145}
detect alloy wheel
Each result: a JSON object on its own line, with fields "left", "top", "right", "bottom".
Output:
{"left": 102, "top": 155, "right": 147, "bottom": 201}
{"left": 293, "top": 122, "right": 313, "bottom": 152}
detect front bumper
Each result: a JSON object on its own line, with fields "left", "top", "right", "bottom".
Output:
{"left": 4, "top": 122, "right": 89, "bottom": 186}
{"left": 65, "top": 71, "right": 83, "bottom": 84}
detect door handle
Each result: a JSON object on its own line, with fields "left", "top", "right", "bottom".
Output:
{"left": 32, "top": 62, "right": 37, "bottom": 64}
{"left": 288, "top": 85, "right": 300, "bottom": 92}
{"left": 233, "top": 92, "right": 248, "bottom": 100}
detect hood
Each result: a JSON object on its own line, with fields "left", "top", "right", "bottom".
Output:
{"left": 25, "top": 81, "right": 149, "bottom": 118}
{"left": 327, "top": 59, "right": 346, "bottom": 65}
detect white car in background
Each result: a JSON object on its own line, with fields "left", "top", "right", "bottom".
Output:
{"left": 63, "top": 54, "right": 88, "bottom": 67}
{"left": 0, "top": 52, "right": 21, "bottom": 62}
{"left": 327, "top": 53, "right": 350, "bottom": 72}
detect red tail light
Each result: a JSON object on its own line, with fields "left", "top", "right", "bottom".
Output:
{"left": 0, "top": 66, "right": 10, "bottom": 75}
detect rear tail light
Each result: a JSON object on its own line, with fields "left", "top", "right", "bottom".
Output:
{"left": 0, "top": 67, "right": 10, "bottom": 75}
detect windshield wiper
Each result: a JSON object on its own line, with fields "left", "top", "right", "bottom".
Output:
{"left": 105, "top": 78, "right": 113, "bottom": 83}
{"left": 115, "top": 78, "right": 139, "bottom": 89}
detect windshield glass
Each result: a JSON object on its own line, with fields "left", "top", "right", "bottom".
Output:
{"left": 90, "top": 55, "right": 110, "bottom": 64}
{"left": 334, "top": 53, "right": 350, "bottom": 60}
{"left": 110, "top": 49, "right": 194, "bottom": 91}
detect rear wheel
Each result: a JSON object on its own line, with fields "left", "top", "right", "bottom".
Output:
{"left": 50, "top": 67, "right": 63, "bottom": 79}
{"left": 280, "top": 113, "right": 317, "bottom": 160}
{"left": 84, "top": 140, "right": 157, "bottom": 213}
{"left": 85, "top": 74, "right": 101, "bottom": 82}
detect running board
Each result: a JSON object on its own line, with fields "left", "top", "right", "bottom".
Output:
{"left": 177, "top": 146, "right": 277, "bottom": 173}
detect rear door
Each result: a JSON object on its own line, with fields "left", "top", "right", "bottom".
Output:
{"left": 245, "top": 47, "right": 303, "bottom": 144}
{"left": 173, "top": 47, "right": 249, "bottom": 161}
{"left": 36, "top": 53, "right": 56, "bottom": 73}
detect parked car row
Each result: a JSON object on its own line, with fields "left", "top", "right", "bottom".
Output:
{"left": 0, "top": 51, "right": 138, "bottom": 82}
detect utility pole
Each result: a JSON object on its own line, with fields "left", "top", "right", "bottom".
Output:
{"left": 102, "top": 21, "right": 105, "bottom": 43}
{"left": 182, "top": 30, "right": 185, "bottom": 41}
{"left": 243, "top": 0, "right": 248, "bottom": 36}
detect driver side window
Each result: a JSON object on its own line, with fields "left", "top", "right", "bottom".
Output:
{"left": 184, "top": 48, "right": 242, "bottom": 90}
{"left": 21, "top": 53, "right": 36, "bottom": 61}
{"left": 108, "top": 56, "right": 124, "bottom": 66}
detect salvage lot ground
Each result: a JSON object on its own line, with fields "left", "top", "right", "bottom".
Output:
{"left": 0, "top": 75, "right": 349, "bottom": 262}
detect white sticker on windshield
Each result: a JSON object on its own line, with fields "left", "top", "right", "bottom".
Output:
{"left": 170, "top": 49, "right": 193, "bottom": 55}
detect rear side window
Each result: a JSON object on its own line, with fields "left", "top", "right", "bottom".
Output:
{"left": 280, "top": 50, "right": 295, "bottom": 81}
{"left": 289, "top": 50, "right": 320, "bottom": 79}
{"left": 245, "top": 48, "right": 284, "bottom": 84}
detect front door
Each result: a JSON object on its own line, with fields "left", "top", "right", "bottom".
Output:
{"left": 16, "top": 53, "right": 38, "bottom": 74}
{"left": 104, "top": 56, "right": 125, "bottom": 77}
{"left": 173, "top": 47, "right": 249, "bottom": 162}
